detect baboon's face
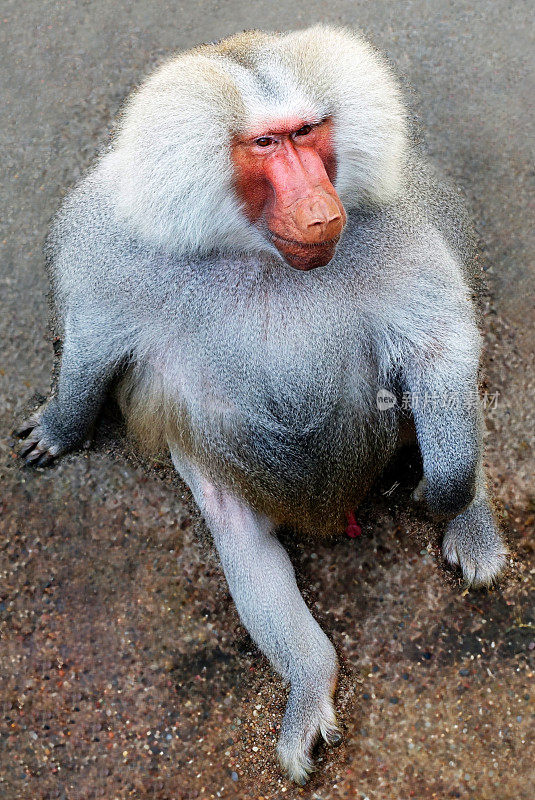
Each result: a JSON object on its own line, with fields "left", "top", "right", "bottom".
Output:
{"left": 232, "top": 117, "right": 346, "bottom": 270}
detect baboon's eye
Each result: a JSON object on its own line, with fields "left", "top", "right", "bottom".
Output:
{"left": 255, "top": 137, "right": 273, "bottom": 147}
{"left": 294, "top": 124, "right": 312, "bottom": 137}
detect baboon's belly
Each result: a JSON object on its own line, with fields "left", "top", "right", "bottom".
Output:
{"left": 173, "top": 387, "right": 398, "bottom": 534}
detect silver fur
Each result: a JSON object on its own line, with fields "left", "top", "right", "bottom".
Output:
{"left": 17, "top": 26, "right": 507, "bottom": 784}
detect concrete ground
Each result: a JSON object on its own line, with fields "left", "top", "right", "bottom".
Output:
{"left": 0, "top": 1, "right": 533, "bottom": 799}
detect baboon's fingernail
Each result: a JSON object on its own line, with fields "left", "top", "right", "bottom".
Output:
{"left": 326, "top": 729, "right": 342, "bottom": 746}
{"left": 19, "top": 440, "right": 38, "bottom": 457}
{"left": 25, "top": 450, "right": 43, "bottom": 463}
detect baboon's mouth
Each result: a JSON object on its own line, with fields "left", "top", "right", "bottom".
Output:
{"left": 270, "top": 233, "right": 341, "bottom": 249}
{"left": 270, "top": 233, "right": 339, "bottom": 271}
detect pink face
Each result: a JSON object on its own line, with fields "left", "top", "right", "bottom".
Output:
{"left": 231, "top": 118, "right": 346, "bottom": 270}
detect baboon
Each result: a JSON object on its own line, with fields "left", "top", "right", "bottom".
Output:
{"left": 17, "top": 26, "right": 507, "bottom": 783}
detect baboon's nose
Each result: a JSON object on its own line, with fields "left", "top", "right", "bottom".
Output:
{"left": 295, "top": 190, "right": 345, "bottom": 244}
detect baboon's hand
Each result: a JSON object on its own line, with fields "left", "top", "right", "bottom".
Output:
{"left": 15, "top": 402, "right": 89, "bottom": 467}
{"left": 442, "top": 498, "right": 508, "bottom": 586}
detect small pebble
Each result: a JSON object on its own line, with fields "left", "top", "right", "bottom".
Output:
{"left": 230, "top": 771, "right": 238, "bottom": 782}
{"left": 459, "top": 668, "right": 470, "bottom": 677}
